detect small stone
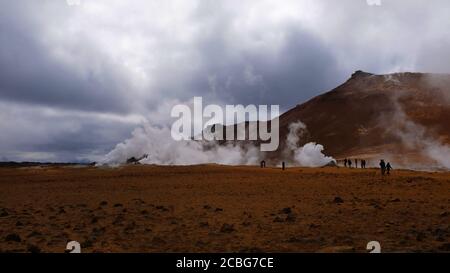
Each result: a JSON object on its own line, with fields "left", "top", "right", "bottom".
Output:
{"left": 286, "top": 213, "right": 296, "bottom": 222}
{"left": 0, "top": 208, "right": 10, "bottom": 217}
{"left": 220, "top": 223, "right": 235, "bottom": 233}
{"left": 416, "top": 232, "right": 426, "bottom": 242}
{"left": 5, "top": 233, "right": 21, "bottom": 242}
{"left": 439, "top": 211, "right": 449, "bottom": 218}
{"left": 273, "top": 216, "right": 284, "bottom": 223}
{"left": 27, "top": 244, "right": 41, "bottom": 253}
{"left": 280, "top": 207, "right": 292, "bottom": 214}
{"left": 333, "top": 197, "right": 344, "bottom": 204}
{"left": 27, "top": 231, "right": 42, "bottom": 238}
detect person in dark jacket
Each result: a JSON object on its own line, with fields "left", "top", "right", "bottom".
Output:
{"left": 386, "top": 162, "right": 393, "bottom": 175}
{"left": 380, "top": 160, "right": 386, "bottom": 175}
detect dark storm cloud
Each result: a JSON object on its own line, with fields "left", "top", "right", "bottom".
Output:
{"left": 1, "top": 0, "right": 450, "bottom": 161}
{"left": 181, "top": 26, "right": 343, "bottom": 110}
{"left": 0, "top": 1, "right": 134, "bottom": 114}
{"left": 0, "top": 101, "right": 138, "bottom": 162}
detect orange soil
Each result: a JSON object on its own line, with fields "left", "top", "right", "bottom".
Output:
{"left": 0, "top": 165, "right": 449, "bottom": 253}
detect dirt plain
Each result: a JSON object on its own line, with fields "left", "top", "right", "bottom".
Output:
{"left": 0, "top": 164, "right": 449, "bottom": 253}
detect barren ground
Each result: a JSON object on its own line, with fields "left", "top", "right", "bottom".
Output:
{"left": 0, "top": 165, "right": 449, "bottom": 253}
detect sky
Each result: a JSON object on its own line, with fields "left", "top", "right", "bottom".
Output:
{"left": 1, "top": 0, "right": 450, "bottom": 162}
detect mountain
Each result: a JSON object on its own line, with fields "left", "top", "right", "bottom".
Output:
{"left": 275, "top": 70, "right": 450, "bottom": 168}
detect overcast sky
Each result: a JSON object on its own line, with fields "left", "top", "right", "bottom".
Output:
{"left": 1, "top": 0, "right": 450, "bottom": 162}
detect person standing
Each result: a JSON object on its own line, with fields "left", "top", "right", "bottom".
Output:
{"left": 380, "top": 160, "right": 386, "bottom": 175}
{"left": 344, "top": 158, "right": 348, "bottom": 168}
{"left": 348, "top": 160, "right": 352, "bottom": 168}
{"left": 355, "top": 159, "right": 358, "bottom": 168}
{"left": 386, "top": 162, "right": 393, "bottom": 175}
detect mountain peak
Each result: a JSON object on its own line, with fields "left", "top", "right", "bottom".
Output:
{"left": 351, "top": 70, "right": 374, "bottom": 78}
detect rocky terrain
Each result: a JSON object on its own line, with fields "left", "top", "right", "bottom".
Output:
{"left": 0, "top": 164, "right": 448, "bottom": 253}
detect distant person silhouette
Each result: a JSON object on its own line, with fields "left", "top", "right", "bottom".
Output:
{"left": 380, "top": 160, "right": 386, "bottom": 175}
{"left": 282, "top": 161, "right": 286, "bottom": 170}
{"left": 361, "top": 159, "right": 367, "bottom": 169}
{"left": 344, "top": 158, "right": 348, "bottom": 168}
{"left": 348, "top": 160, "right": 352, "bottom": 168}
{"left": 260, "top": 160, "right": 266, "bottom": 168}
{"left": 355, "top": 159, "right": 358, "bottom": 168}
{"left": 386, "top": 162, "right": 393, "bottom": 175}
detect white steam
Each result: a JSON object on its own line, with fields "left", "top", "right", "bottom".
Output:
{"left": 99, "top": 120, "right": 335, "bottom": 167}
{"left": 286, "top": 121, "right": 335, "bottom": 167}
{"left": 378, "top": 73, "right": 450, "bottom": 170}
{"left": 392, "top": 103, "right": 450, "bottom": 169}
{"left": 99, "top": 123, "right": 260, "bottom": 166}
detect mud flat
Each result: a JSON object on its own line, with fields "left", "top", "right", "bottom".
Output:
{"left": 0, "top": 165, "right": 449, "bottom": 253}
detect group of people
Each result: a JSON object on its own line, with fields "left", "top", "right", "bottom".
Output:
{"left": 379, "top": 159, "right": 393, "bottom": 175}
{"left": 343, "top": 158, "right": 367, "bottom": 169}
{"left": 342, "top": 158, "right": 393, "bottom": 175}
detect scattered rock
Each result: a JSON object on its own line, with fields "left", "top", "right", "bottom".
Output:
{"left": 141, "top": 210, "right": 149, "bottom": 215}
{"left": 333, "top": 197, "right": 344, "bottom": 204}
{"left": 0, "top": 208, "right": 10, "bottom": 217}
{"left": 390, "top": 198, "right": 401, "bottom": 203}
{"left": 156, "top": 205, "right": 168, "bottom": 211}
{"left": 439, "top": 211, "right": 449, "bottom": 218}
{"left": 280, "top": 207, "right": 292, "bottom": 214}
{"left": 152, "top": 236, "right": 166, "bottom": 246}
{"left": 15, "top": 221, "right": 24, "bottom": 227}
{"left": 199, "top": 222, "right": 209, "bottom": 228}
{"left": 124, "top": 222, "right": 136, "bottom": 232}
{"left": 273, "top": 216, "right": 284, "bottom": 223}
{"left": 113, "top": 213, "right": 125, "bottom": 222}
{"left": 27, "top": 231, "right": 42, "bottom": 238}
{"left": 215, "top": 208, "right": 224, "bottom": 212}
{"left": 220, "top": 223, "right": 235, "bottom": 233}
{"left": 416, "top": 232, "right": 426, "bottom": 242}
{"left": 203, "top": 205, "right": 212, "bottom": 210}
{"left": 91, "top": 216, "right": 100, "bottom": 224}
{"left": 5, "top": 233, "right": 21, "bottom": 242}
{"left": 27, "top": 244, "right": 41, "bottom": 253}
{"left": 99, "top": 201, "right": 108, "bottom": 206}
{"left": 92, "top": 227, "right": 106, "bottom": 236}
{"left": 285, "top": 213, "right": 296, "bottom": 222}
{"left": 113, "top": 203, "right": 123, "bottom": 208}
